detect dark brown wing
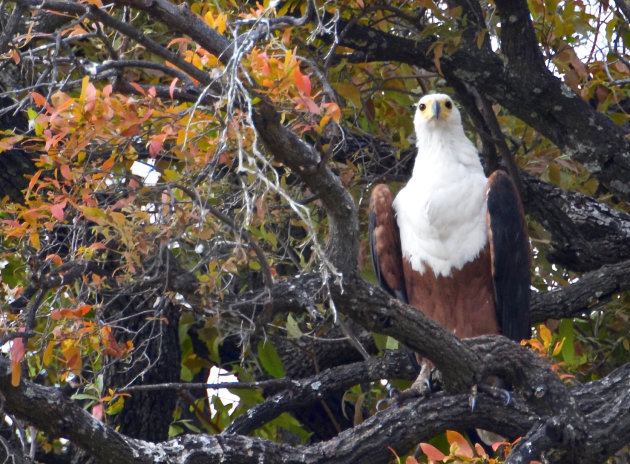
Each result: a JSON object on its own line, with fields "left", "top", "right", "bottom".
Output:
{"left": 369, "top": 184, "right": 408, "bottom": 303}
{"left": 486, "top": 170, "right": 531, "bottom": 341}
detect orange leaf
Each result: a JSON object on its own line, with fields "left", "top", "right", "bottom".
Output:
{"left": 45, "top": 254, "right": 63, "bottom": 266}
{"left": 50, "top": 308, "right": 74, "bottom": 320}
{"left": 148, "top": 138, "right": 163, "bottom": 157}
{"left": 474, "top": 443, "right": 488, "bottom": 458}
{"left": 447, "top": 430, "right": 474, "bottom": 458}
{"left": 0, "top": 134, "right": 24, "bottom": 151}
{"left": 11, "top": 362, "right": 21, "bottom": 386}
{"left": 10, "top": 333, "right": 26, "bottom": 365}
{"left": 26, "top": 170, "right": 42, "bottom": 198}
{"left": 432, "top": 42, "right": 444, "bottom": 76}
{"left": 293, "top": 67, "right": 312, "bottom": 96}
{"left": 101, "top": 155, "right": 116, "bottom": 171}
{"left": 102, "top": 326, "right": 123, "bottom": 357}
{"left": 127, "top": 82, "right": 146, "bottom": 95}
{"left": 31, "top": 92, "right": 47, "bottom": 107}
{"left": 73, "top": 304, "right": 93, "bottom": 317}
{"left": 419, "top": 443, "right": 446, "bottom": 461}
{"left": 322, "top": 102, "right": 341, "bottom": 123}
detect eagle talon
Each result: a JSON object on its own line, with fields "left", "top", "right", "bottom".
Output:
{"left": 375, "top": 398, "right": 391, "bottom": 411}
{"left": 478, "top": 383, "right": 512, "bottom": 406}
{"left": 394, "top": 360, "right": 432, "bottom": 404}
{"left": 469, "top": 384, "right": 478, "bottom": 411}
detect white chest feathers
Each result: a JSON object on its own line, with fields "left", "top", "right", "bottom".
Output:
{"left": 393, "top": 144, "right": 489, "bottom": 278}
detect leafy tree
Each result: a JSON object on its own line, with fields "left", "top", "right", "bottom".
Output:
{"left": 0, "top": 1, "right": 630, "bottom": 463}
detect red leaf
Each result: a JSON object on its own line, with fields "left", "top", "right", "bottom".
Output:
{"left": 447, "top": 430, "right": 474, "bottom": 458}
{"left": 148, "top": 138, "right": 163, "bottom": 157}
{"left": 91, "top": 403, "right": 104, "bottom": 420}
{"left": 59, "top": 164, "right": 72, "bottom": 180}
{"left": 50, "top": 201, "right": 67, "bottom": 221}
{"left": 127, "top": 82, "right": 146, "bottom": 95}
{"left": 293, "top": 67, "right": 311, "bottom": 96}
{"left": 169, "top": 78, "right": 179, "bottom": 99}
{"left": 10, "top": 331, "right": 26, "bottom": 365}
{"left": 419, "top": 443, "right": 446, "bottom": 461}
{"left": 10, "top": 329, "right": 26, "bottom": 387}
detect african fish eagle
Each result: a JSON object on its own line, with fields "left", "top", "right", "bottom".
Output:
{"left": 369, "top": 93, "right": 530, "bottom": 386}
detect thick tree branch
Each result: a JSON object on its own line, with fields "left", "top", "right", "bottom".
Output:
{"left": 113, "top": 0, "right": 233, "bottom": 63}
{"left": 252, "top": 97, "right": 359, "bottom": 275}
{"left": 530, "top": 259, "right": 630, "bottom": 322}
{"left": 0, "top": 354, "right": 531, "bottom": 464}
{"left": 320, "top": 15, "right": 630, "bottom": 201}
{"left": 4, "top": 333, "right": 630, "bottom": 463}
{"left": 521, "top": 171, "right": 630, "bottom": 271}
{"left": 223, "top": 349, "right": 416, "bottom": 435}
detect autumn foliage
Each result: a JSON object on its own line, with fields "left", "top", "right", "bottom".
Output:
{"left": 0, "top": 1, "right": 630, "bottom": 463}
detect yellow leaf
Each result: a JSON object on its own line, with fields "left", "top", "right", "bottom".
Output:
{"left": 106, "top": 396, "right": 125, "bottom": 415}
{"left": 43, "top": 340, "right": 55, "bottom": 366}
{"left": 79, "top": 75, "right": 90, "bottom": 102}
{"left": 538, "top": 324, "right": 552, "bottom": 349}
{"left": 30, "top": 232, "right": 40, "bottom": 250}
{"left": 548, "top": 163, "right": 561, "bottom": 185}
{"left": 61, "top": 342, "right": 82, "bottom": 375}
{"left": 334, "top": 82, "right": 361, "bottom": 107}
{"left": 552, "top": 338, "right": 565, "bottom": 356}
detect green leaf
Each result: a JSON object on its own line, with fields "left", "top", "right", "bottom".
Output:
{"left": 106, "top": 396, "right": 125, "bottom": 415}
{"left": 257, "top": 340, "right": 285, "bottom": 378}
{"left": 385, "top": 336, "right": 399, "bottom": 350}
{"left": 168, "top": 424, "right": 184, "bottom": 438}
{"left": 286, "top": 314, "right": 302, "bottom": 339}
{"left": 1, "top": 257, "right": 25, "bottom": 287}
{"left": 559, "top": 319, "right": 576, "bottom": 365}
{"left": 71, "top": 392, "right": 100, "bottom": 401}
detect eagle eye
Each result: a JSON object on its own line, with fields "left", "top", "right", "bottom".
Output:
{"left": 445, "top": 100, "right": 452, "bottom": 109}
{"left": 419, "top": 103, "right": 426, "bottom": 111}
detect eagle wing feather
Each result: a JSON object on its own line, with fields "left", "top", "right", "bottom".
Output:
{"left": 369, "top": 184, "right": 408, "bottom": 303}
{"left": 486, "top": 170, "right": 531, "bottom": 341}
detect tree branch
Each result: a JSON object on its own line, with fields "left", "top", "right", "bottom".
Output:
{"left": 521, "top": 171, "right": 630, "bottom": 271}
{"left": 223, "top": 350, "right": 416, "bottom": 435}
{"left": 530, "top": 259, "right": 630, "bottom": 322}
{"left": 251, "top": 97, "right": 359, "bottom": 275}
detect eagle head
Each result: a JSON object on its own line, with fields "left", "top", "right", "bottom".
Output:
{"left": 413, "top": 93, "right": 462, "bottom": 133}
